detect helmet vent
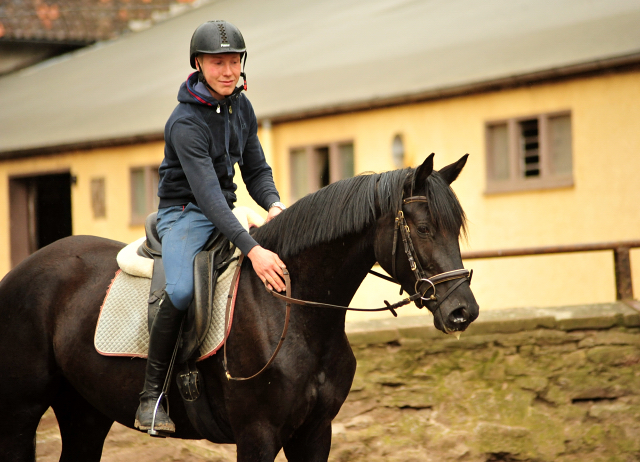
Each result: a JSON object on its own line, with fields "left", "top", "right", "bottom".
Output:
{"left": 218, "top": 23, "right": 230, "bottom": 47}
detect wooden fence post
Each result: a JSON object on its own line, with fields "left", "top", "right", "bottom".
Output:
{"left": 614, "top": 247, "right": 633, "bottom": 300}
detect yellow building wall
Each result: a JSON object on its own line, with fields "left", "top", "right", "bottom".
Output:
{"left": 0, "top": 142, "right": 259, "bottom": 277}
{"left": 269, "top": 70, "right": 640, "bottom": 319}
{"left": 1, "top": 71, "right": 638, "bottom": 319}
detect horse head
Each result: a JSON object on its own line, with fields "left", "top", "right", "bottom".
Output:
{"left": 375, "top": 154, "right": 479, "bottom": 335}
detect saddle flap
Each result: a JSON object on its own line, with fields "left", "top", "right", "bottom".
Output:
{"left": 178, "top": 250, "right": 217, "bottom": 362}
{"left": 177, "top": 242, "right": 237, "bottom": 364}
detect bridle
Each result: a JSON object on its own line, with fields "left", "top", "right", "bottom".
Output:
{"left": 223, "top": 194, "right": 473, "bottom": 381}
{"left": 387, "top": 195, "right": 472, "bottom": 314}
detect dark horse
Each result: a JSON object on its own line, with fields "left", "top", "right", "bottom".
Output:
{"left": 0, "top": 154, "right": 478, "bottom": 461}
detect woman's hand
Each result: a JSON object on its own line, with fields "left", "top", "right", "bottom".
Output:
{"left": 247, "top": 245, "right": 286, "bottom": 292}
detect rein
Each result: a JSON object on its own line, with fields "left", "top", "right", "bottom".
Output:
{"left": 222, "top": 254, "right": 292, "bottom": 382}
{"left": 222, "top": 195, "right": 472, "bottom": 381}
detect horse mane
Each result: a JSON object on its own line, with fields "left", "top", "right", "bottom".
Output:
{"left": 252, "top": 167, "right": 467, "bottom": 259}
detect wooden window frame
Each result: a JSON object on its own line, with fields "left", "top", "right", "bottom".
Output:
{"left": 130, "top": 165, "right": 159, "bottom": 226}
{"left": 485, "top": 110, "right": 573, "bottom": 194}
{"left": 289, "top": 141, "right": 354, "bottom": 203}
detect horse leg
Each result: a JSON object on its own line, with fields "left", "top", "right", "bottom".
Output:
{"left": 0, "top": 346, "right": 56, "bottom": 461}
{"left": 234, "top": 424, "right": 282, "bottom": 462}
{"left": 282, "top": 424, "right": 331, "bottom": 462}
{"left": 51, "top": 379, "right": 114, "bottom": 462}
{"left": 0, "top": 401, "right": 50, "bottom": 462}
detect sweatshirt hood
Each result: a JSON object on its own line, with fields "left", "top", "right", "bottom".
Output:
{"left": 178, "top": 72, "right": 242, "bottom": 107}
{"left": 177, "top": 72, "right": 243, "bottom": 178}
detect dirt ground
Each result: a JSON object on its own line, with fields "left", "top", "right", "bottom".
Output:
{"left": 36, "top": 408, "right": 248, "bottom": 462}
{"left": 36, "top": 325, "right": 640, "bottom": 462}
{"left": 34, "top": 404, "right": 428, "bottom": 462}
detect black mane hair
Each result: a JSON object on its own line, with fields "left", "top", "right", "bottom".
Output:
{"left": 252, "top": 167, "right": 467, "bottom": 259}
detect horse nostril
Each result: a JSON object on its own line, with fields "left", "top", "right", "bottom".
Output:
{"left": 449, "top": 307, "right": 469, "bottom": 324}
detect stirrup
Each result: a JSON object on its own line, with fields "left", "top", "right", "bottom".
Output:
{"left": 148, "top": 391, "right": 170, "bottom": 438}
{"left": 146, "top": 306, "right": 184, "bottom": 437}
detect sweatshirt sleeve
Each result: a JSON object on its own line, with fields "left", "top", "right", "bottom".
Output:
{"left": 169, "top": 117, "right": 259, "bottom": 255}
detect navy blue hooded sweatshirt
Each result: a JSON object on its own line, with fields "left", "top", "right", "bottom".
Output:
{"left": 158, "top": 73, "right": 280, "bottom": 255}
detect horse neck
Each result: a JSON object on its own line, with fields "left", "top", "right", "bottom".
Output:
{"left": 286, "top": 228, "right": 377, "bottom": 325}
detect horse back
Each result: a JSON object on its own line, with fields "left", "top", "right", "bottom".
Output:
{"left": 0, "top": 236, "right": 124, "bottom": 422}
{"left": 0, "top": 235, "right": 123, "bottom": 366}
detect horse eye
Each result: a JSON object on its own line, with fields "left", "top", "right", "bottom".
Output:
{"left": 417, "top": 225, "right": 431, "bottom": 236}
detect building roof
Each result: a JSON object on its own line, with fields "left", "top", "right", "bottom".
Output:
{"left": 1, "top": 0, "right": 640, "bottom": 155}
{"left": 0, "top": 0, "right": 198, "bottom": 44}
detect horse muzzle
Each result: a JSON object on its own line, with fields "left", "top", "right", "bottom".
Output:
{"left": 437, "top": 301, "right": 479, "bottom": 334}
{"left": 416, "top": 269, "right": 479, "bottom": 334}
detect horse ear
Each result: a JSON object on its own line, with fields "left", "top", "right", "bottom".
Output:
{"left": 413, "top": 153, "right": 435, "bottom": 191}
{"left": 438, "top": 154, "right": 469, "bottom": 185}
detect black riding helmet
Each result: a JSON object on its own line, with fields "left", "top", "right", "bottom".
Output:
{"left": 190, "top": 20, "right": 248, "bottom": 94}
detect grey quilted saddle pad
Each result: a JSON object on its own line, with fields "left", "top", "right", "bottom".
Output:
{"left": 94, "top": 249, "right": 240, "bottom": 361}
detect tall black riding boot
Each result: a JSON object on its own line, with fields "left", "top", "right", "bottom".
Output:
{"left": 134, "top": 292, "right": 186, "bottom": 434}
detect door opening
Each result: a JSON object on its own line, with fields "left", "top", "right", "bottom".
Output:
{"left": 9, "top": 172, "right": 73, "bottom": 268}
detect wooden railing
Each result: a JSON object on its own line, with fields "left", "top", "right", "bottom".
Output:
{"left": 461, "top": 240, "right": 640, "bottom": 302}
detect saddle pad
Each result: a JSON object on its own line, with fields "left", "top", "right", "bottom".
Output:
{"left": 94, "top": 249, "right": 241, "bottom": 361}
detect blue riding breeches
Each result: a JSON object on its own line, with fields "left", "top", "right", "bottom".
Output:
{"left": 156, "top": 203, "right": 216, "bottom": 311}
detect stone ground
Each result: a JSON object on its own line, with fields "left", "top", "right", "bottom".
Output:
{"left": 36, "top": 328, "right": 640, "bottom": 462}
{"left": 36, "top": 303, "right": 640, "bottom": 461}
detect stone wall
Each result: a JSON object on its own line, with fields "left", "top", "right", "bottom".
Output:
{"left": 34, "top": 302, "right": 640, "bottom": 461}
{"left": 330, "top": 302, "right": 640, "bottom": 462}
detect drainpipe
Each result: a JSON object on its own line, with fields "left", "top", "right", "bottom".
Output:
{"left": 260, "top": 118, "right": 276, "bottom": 180}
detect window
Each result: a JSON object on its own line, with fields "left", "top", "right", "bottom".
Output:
{"left": 91, "top": 177, "right": 106, "bottom": 218}
{"left": 130, "top": 166, "right": 159, "bottom": 225}
{"left": 392, "top": 134, "right": 405, "bottom": 168}
{"left": 486, "top": 112, "right": 573, "bottom": 193}
{"left": 290, "top": 142, "right": 354, "bottom": 202}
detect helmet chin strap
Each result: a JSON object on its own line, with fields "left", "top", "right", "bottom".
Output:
{"left": 197, "top": 53, "right": 248, "bottom": 99}
{"left": 240, "top": 51, "right": 248, "bottom": 91}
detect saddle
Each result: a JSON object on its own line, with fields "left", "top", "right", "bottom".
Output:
{"left": 138, "top": 212, "right": 237, "bottom": 364}
{"left": 125, "top": 210, "right": 261, "bottom": 443}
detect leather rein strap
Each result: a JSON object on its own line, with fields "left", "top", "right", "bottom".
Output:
{"left": 223, "top": 254, "right": 292, "bottom": 382}
{"left": 264, "top": 268, "right": 472, "bottom": 315}
{"left": 222, "top": 194, "right": 472, "bottom": 381}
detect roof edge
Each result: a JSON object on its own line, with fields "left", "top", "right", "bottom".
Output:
{"left": 2, "top": 51, "right": 640, "bottom": 158}
{"left": 0, "top": 132, "right": 164, "bottom": 160}
{"left": 261, "top": 51, "right": 640, "bottom": 124}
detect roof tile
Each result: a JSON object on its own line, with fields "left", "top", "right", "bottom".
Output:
{"left": 0, "top": 0, "right": 193, "bottom": 44}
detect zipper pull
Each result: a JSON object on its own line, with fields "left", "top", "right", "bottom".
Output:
{"left": 216, "top": 104, "right": 221, "bottom": 114}
{"left": 229, "top": 105, "right": 233, "bottom": 114}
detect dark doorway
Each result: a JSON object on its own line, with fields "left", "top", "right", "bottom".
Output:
{"left": 9, "top": 172, "right": 73, "bottom": 268}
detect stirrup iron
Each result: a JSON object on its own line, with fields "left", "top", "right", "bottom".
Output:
{"left": 148, "top": 321, "right": 183, "bottom": 437}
